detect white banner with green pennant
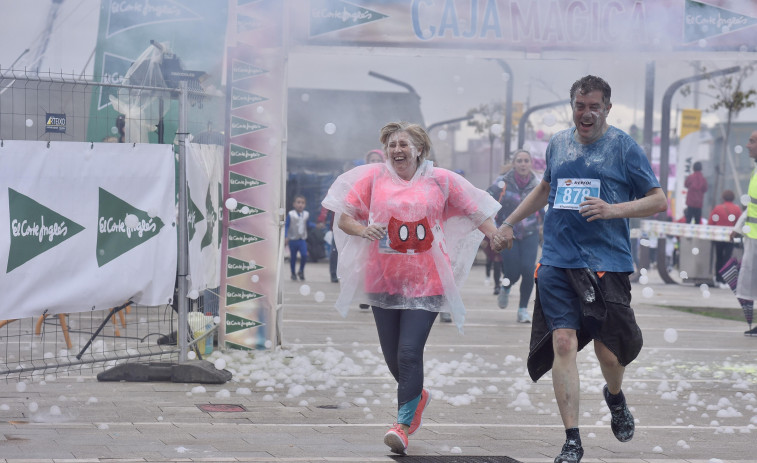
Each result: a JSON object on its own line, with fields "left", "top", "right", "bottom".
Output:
{"left": 0, "top": 141, "right": 176, "bottom": 320}
{"left": 186, "top": 142, "right": 223, "bottom": 292}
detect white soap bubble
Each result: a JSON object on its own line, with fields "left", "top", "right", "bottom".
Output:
{"left": 456, "top": 86, "right": 465, "bottom": 95}
{"left": 741, "top": 195, "right": 750, "bottom": 206}
{"left": 314, "top": 291, "right": 326, "bottom": 303}
{"left": 26, "top": 118, "right": 33, "bottom": 127}
{"left": 734, "top": 145, "right": 743, "bottom": 154}
{"left": 679, "top": 271, "right": 688, "bottom": 279}
{"left": 640, "top": 267, "right": 648, "bottom": 275}
{"left": 187, "top": 289, "right": 199, "bottom": 300}
{"left": 214, "top": 358, "right": 227, "bottom": 370}
{"left": 490, "top": 123, "right": 504, "bottom": 136}
{"left": 691, "top": 247, "right": 699, "bottom": 255}
{"left": 225, "top": 198, "right": 238, "bottom": 210}
{"left": 542, "top": 114, "right": 557, "bottom": 127}
{"left": 28, "top": 402, "right": 39, "bottom": 412}
{"left": 240, "top": 206, "right": 250, "bottom": 214}
{"left": 277, "top": 208, "right": 285, "bottom": 216}
{"left": 124, "top": 214, "right": 139, "bottom": 228}
{"left": 324, "top": 122, "right": 336, "bottom": 135}
{"left": 213, "top": 316, "right": 220, "bottom": 324}
{"left": 702, "top": 290, "right": 711, "bottom": 298}
{"left": 638, "top": 275, "right": 649, "bottom": 285}
{"left": 743, "top": 225, "right": 751, "bottom": 234}
{"left": 501, "top": 278, "right": 511, "bottom": 286}
{"left": 642, "top": 287, "right": 654, "bottom": 298}
{"left": 698, "top": 38, "right": 707, "bottom": 48}
{"left": 187, "top": 350, "right": 196, "bottom": 360}
{"left": 699, "top": 283, "right": 709, "bottom": 291}
{"left": 251, "top": 275, "right": 259, "bottom": 283}
{"left": 664, "top": 328, "right": 678, "bottom": 343}
{"left": 501, "top": 72, "right": 510, "bottom": 82}
{"left": 437, "top": 130, "right": 448, "bottom": 140}
{"left": 497, "top": 180, "right": 505, "bottom": 189}
{"left": 147, "top": 209, "right": 158, "bottom": 218}
{"left": 256, "top": 106, "right": 264, "bottom": 114}
{"left": 301, "top": 93, "right": 310, "bottom": 102}
{"left": 16, "top": 382, "right": 26, "bottom": 392}
{"left": 299, "top": 285, "right": 311, "bottom": 296}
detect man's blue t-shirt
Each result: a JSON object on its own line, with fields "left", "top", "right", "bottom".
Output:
{"left": 541, "top": 126, "right": 660, "bottom": 272}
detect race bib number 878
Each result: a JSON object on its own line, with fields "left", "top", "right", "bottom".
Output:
{"left": 554, "top": 178, "right": 601, "bottom": 210}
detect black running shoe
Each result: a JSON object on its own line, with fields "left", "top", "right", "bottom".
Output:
{"left": 554, "top": 438, "right": 583, "bottom": 463}
{"left": 744, "top": 326, "right": 757, "bottom": 337}
{"left": 604, "top": 384, "right": 635, "bottom": 442}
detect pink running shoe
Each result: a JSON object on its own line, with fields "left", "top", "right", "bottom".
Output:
{"left": 383, "top": 423, "right": 408, "bottom": 455}
{"left": 408, "top": 388, "right": 430, "bottom": 435}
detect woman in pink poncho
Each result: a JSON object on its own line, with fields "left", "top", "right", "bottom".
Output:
{"left": 322, "top": 122, "right": 500, "bottom": 455}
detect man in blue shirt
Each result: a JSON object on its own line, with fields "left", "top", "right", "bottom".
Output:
{"left": 491, "top": 75, "right": 667, "bottom": 463}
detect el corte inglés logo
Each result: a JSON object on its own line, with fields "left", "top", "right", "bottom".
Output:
{"left": 7, "top": 188, "right": 85, "bottom": 272}
{"left": 95, "top": 187, "right": 165, "bottom": 267}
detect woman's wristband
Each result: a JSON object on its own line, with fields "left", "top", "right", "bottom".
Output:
{"left": 501, "top": 221, "right": 514, "bottom": 229}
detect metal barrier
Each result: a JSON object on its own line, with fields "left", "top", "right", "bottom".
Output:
{"left": 0, "top": 69, "right": 226, "bottom": 383}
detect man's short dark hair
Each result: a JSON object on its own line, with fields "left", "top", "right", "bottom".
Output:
{"left": 570, "top": 75, "right": 611, "bottom": 106}
{"left": 722, "top": 189, "right": 735, "bottom": 202}
{"left": 693, "top": 161, "right": 702, "bottom": 172}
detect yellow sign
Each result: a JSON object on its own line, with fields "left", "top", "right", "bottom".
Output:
{"left": 680, "top": 108, "right": 701, "bottom": 139}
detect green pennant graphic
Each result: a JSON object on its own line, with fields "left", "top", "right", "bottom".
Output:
{"left": 227, "top": 228, "right": 263, "bottom": 249}
{"left": 229, "top": 201, "right": 265, "bottom": 221}
{"left": 7, "top": 188, "right": 85, "bottom": 273}
{"left": 226, "top": 255, "right": 263, "bottom": 278}
{"left": 106, "top": 0, "right": 202, "bottom": 38}
{"left": 226, "top": 312, "right": 263, "bottom": 334}
{"left": 96, "top": 188, "right": 165, "bottom": 267}
{"left": 236, "top": 13, "right": 264, "bottom": 34}
{"left": 200, "top": 187, "right": 216, "bottom": 250}
{"left": 231, "top": 59, "right": 267, "bottom": 82}
{"left": 187, "top": 186, "right": 204, "bottom": 242}
{"left": 309, "top": 0, "right": 388, "bottom": 37}
{"left": 229, "top": 171, "right": 266, "bottom": 193}
{"left": 230, "top": 144, "right": 266, "bottom": 165}
{"left": 684, "top": 0, "right": 757, "bottom": 44}
{"left": 224, "top": 340, "right": 255, "bottom": 351}
{"left": 231, "top": 115, "right": 267, "bottom": 137}
{"left": 231, "top": 88, "right": 268, "bottom": 109}
{"left": 226, "top": 284, "right": 263, "bottom": 306}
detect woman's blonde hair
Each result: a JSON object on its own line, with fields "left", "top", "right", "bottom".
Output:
{"left": 379, "top": 121, "right": 432, "bottom": 162}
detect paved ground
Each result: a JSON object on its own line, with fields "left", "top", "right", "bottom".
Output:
{"left": 0, "top": 260, "right": 755, "bottom": 463}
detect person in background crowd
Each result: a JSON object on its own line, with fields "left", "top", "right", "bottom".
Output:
{"left": 488, "top": 149, "right": 544, "bottom": 324}
{"left": 285, "top": 194, "right": 309, "bottom": 281}
{"left": 493, "top": 75, "right": 667, "bottom": 463}
{"left": 482, "top": 234, "right": 502, "bottom": 294}
{"left": 322, "top": 121, "right": 500, "bottom": 455}
{"left": 316, "top": 206, "right": 339, "bottom": 283}
{"left": 732, "top": 130, "right": 757, "bottom": 336}
{"left": 709, "top": 189, "right": 742, "bottom": 286}
{"left": 684, "top": 161, "right": 708, "bottom": 224}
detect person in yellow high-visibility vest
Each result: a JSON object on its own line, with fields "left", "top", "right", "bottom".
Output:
{"left": 732, "top": 130, "right": 757, "bottom": 336}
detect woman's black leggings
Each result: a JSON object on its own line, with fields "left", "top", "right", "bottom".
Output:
{"left": 372, "top": 307, "right": 437, "bottom": 407}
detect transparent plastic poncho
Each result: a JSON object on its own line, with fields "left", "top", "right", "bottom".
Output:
{"left": 322, "top": 160, "right": 500, "bottom": 333}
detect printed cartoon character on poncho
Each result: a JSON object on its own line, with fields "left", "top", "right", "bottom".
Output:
{"left": 383, "top": 217, "right": 434, "bottom": 254}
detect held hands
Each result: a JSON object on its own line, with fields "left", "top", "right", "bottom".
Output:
{"left": 579, "top": 196, "right": 615, "bottom": 222}
{"left": 361, "top": 224, "right": 387, "bottom": 240}
{"left": 491, "top": 224, "right": 514, "bottom": 252}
